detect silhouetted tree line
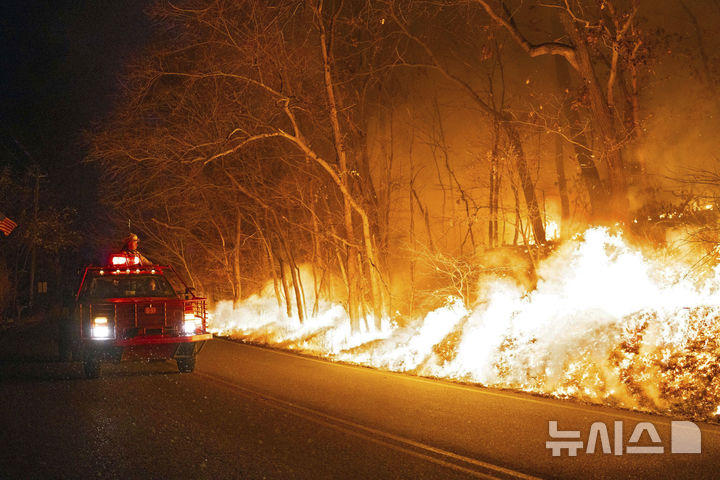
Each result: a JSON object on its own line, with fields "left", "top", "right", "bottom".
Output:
{"left": 0, "top": 164, "right": 80, "bottom": 321}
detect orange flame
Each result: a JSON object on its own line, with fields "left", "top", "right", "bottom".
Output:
{"left": 210, "top": 228, "right": 720, "bottom": 420}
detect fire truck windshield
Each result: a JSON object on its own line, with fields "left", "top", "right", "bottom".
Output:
{"left": 79, "top": 273, "right": 179, "bottom": 299}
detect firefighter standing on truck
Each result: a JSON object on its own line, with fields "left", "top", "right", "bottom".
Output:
{"left": 121, "top": 233, "right": 151, "bottom": 265}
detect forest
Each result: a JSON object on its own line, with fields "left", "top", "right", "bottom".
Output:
{"left": 56, "top": 0, "right": 720, "bottom": 331}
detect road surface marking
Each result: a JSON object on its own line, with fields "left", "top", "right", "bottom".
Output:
{"left": 224, "top": 339, "right": 720, "bottom": 435}
{"left": 199, "top": 371, "right": 542, "bottom": 480}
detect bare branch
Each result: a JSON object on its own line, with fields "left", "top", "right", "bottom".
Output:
{"left": 471, "top": 0, "right": 578, "bottom": 69}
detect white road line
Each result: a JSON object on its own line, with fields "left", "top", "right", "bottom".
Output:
{"left": 198, "top": 371, "right": 542, "bottom": 480}
{"left": 217, "top": 339, "right": 720, "bottom": 435}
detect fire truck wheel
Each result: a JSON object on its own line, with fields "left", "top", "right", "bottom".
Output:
{"left": 177, "top": 356, "right": 196, "bottom": 373}
{"left": 84, "top": 359, "right": 101, "bottom": 379}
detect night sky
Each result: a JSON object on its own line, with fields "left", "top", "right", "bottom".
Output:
{"left": 0, "top": 1, "right": 151, "bottom": 216}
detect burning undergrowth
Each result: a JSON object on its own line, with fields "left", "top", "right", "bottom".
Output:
{"left": 209, "top": 228, "right": 720, "bottom": 421}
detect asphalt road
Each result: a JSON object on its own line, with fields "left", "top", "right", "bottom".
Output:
{"left": 2, "top": 323, "right": 720, "bottom": 479}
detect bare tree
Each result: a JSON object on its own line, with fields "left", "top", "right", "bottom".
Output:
{"left": 381, "top": 1, "right": 548, "bottom": 244}
{"left": 90, "top": 0, "right": 391, "bottom": 329}
{"left": 470, "top": 0, "right": 648, "bottom": 214}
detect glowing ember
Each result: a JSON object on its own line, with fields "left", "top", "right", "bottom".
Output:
{"left": 210, "top": 228, "right": 720, "bottom": 420}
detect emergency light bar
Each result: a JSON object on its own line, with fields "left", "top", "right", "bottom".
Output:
{"left": 109, "top": 254, "right": 141, "bottom": 267}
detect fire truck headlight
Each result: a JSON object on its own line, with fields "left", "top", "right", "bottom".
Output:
{"left": 183, "top": 313, "right": 201, "bottom": 335}
{"left": 92, "top": 317, "right": 111, "bottom": 339}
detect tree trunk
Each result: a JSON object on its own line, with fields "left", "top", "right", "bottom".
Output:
{"left": 311, "top": 209, "right": 321, "bottom": 317}
{"left": 268, "top": 249, "right": 282, "bottom": 310}
{"left": 317, "top": 3, "right": 383, "bottom": 327}
{"left": 554, "top": 134, "right": 570, "bottom": 238}
{"left": 411, "top": 189, "right": 436, "bottom": 253}
{"left": 284, "top": 242, "right": 305, "bottom": 323}
{"left": 560, "top": 13, "right": 626, "bottom": 206}
{"left": 504, "top": 123, "right": 546, "bottom": 244}
{"left": 254, "top": 218, "right": 282, "bottom": 310}
{"left": 232, "top": 211, "right": 242, "bottom": 308}
{"left": 318, "top": 4, "right": 361, "bottom": 329}
{"left": 554, "top": 55, "right": 606, "bottom": 217}
{"left": 489, "top": 122, "right": 501, "bottom": 247}
{"left": 409, "top": 159, "right": 416, "bottom": 317}
{"left": 289, "top": 261, "right": 305, "bottom": 323}
{"left": 278, "top": 255, "right": 293, "bottom": 318}
{"left": 512, "top": 184, "right": 520, "bottom": 246}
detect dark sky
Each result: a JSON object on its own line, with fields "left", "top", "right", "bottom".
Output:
{"left": 0, "top": 1, "right": 151, "bottom": 213}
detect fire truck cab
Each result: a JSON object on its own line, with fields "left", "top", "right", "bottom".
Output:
{"left": 63, "top": 253, "right": 212, "bottom": 378}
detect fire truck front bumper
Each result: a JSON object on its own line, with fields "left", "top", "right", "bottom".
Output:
{"left": 113, "top": 333, "right": 213, "bottom": 347}
{"left": 81, "top": 334, "right": 213, "bottom": 362}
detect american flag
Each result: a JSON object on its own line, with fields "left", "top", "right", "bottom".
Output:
{"left": 0, "top": 212, "right": 17, "bottom": 236}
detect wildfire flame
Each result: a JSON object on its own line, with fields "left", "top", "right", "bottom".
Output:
{"left": 210, "top": 228, "right": 720, "bottom": 420}
{"left": 545, "top": 220, "right": 560, "bottom": 241}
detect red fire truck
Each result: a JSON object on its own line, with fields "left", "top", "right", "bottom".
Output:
{"left": 62, "top": 253, "right": 212, "bottom": 378}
